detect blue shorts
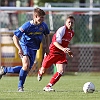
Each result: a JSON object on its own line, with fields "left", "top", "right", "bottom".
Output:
{"left": 21, "top": 45, "right": 37, "bottom": 69}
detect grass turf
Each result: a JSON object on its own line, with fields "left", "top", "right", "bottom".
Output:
{"left": 0, "top": 73, "right": 100, "bottom": 100}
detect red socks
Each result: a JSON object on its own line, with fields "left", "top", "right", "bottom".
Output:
{"left": 46, "top": 72, "right": 62, "bottom": 87}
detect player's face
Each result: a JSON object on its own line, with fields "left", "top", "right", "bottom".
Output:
{"left": 66, "top": 18, "right": 74, "bottom": 29}
{"left": 34, "top": 15, "right": 45, "bottom": 25}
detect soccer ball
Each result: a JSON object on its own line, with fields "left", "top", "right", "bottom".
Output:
{"left": 83, "top": 82, "right": 95, "bottom": 93}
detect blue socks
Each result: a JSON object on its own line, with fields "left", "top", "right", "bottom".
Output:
{"left": 3, "top": 66, "right": 28, "bottom": 88}
{"left": 4, "top": 66, "right": 22, "bottom": 74}
{"left": 18, "top": 68, "right": 28, "bottom": 88}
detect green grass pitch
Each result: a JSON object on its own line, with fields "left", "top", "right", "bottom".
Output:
{"left": 0, "top": 73, "right": 100, "bottom": 100}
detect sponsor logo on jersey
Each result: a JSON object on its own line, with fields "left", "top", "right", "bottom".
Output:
{"left": 28, "top": 32, "right": 41, "bottom": 35}
{"left": 28, "top": 26, "right": 43, "bottom": 35}
{"left": 62, "top": 38, "right": 70, "bottom": 42}
{"left": 28, "top": 32, "right": 33, "bottom": 35}
{"left": 34, "top": 32, "right": 41, "bottom": 34}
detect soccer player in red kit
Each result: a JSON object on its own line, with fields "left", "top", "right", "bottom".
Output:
{"left": 37, "top": 15, "right": 75, "bottom": 91}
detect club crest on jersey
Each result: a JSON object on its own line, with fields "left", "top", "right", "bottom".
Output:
{"left": 68, "top": 32, "right": 73, "bottom": 37}
{"left": 39, "top": 27, "right": 43, "bottom": 31}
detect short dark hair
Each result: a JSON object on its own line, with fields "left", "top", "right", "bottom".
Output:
{"left": 67, "top": 15, "right": 75, "bottom": 21}
{"left": 33, "top": 8, "right": 46, "bottom": 16}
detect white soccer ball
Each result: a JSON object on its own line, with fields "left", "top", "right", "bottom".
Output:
{"left": 83, "top": 82, "right": 95, "bottom": 93}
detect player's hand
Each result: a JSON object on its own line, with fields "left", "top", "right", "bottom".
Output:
{"left": 62, "top": 48, "right": 73, "bottom": 58}
{"left": 18, "top": 49, "right": 24, "bottom": 58}
{"left": 68, "top": 51, "right": 73, "bottom": 58}
{"left": 62, "top": 48, "right": 70, "bottom": 53}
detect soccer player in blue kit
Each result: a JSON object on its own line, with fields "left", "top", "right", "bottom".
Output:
{"left": 0, "top": 8, "right": 50, "bottom": 92}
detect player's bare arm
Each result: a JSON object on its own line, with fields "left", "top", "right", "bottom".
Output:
{"left": 13, "top": 35, "right": 23, "bottom": 57}
{"left": 53, "top": 41, "right": 73, "bottom": 57}
{"left": 44, "top": 34, "right": 50, "bottom": 55}
{"left": 53, "top": 41, "right": 68, "bottom": 52}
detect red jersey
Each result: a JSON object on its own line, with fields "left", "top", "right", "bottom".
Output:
{"left": 49, "top": 25, "right": 74, "bottom": 54}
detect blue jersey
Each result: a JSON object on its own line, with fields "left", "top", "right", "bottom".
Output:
{"left": 14, "top": 20, "right": 50, "bottom": 50}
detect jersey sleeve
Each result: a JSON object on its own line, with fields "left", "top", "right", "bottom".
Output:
{"left": 42, "top": 22, "right": 50, "bottom": 35}
{"left": 56, "top": 26, "right": 65, "bottom": 44}
{"left": 14, "top": 21, "right": 30, "bottom": 38}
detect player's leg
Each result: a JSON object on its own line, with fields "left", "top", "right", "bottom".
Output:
{"left": 37, "top": 53, "right": 55, "bottom": 81}
{"left": 37, "top": 66, "right": 45, "bottom": 81}
{"left": 18, "top": 55, "right": 29, "bottom": 92}
{"left": 43, "top": 64, "right": 66, "bottom": 92}
{"left": 46, "top": 64, "right": 65, "bottom": 86}
{"left": 43, "top": 54, "right": 67, "bottom": 92}
{"left": 0, "top": 66, "right": 22, "bottom": 79}
{"left": 18, "top": 50, "right": 37, "bottom": 92}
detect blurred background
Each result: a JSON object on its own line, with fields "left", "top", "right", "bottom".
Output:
{"left": 0, "top": 0, "right": 100, "bottom": 76}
